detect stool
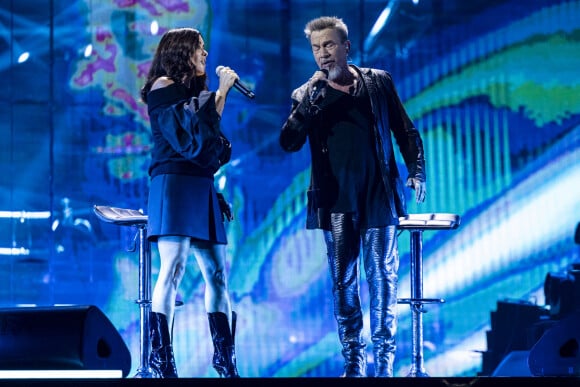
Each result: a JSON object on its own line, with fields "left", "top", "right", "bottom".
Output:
{"left": 93, "top": 205, "right": 153, "bottom": 378}
{"left": 397, "top": 213, "right": 461, "bottom": 377}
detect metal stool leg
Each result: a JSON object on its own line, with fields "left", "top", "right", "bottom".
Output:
{"left": 397, "top": 213, "right": 460, "bottom": 377}
{"left": 408, "top": 229, "right": 428, "bottom": 377}
{"left": 134, "top": 226, "right": 154, "bottom": 378}
{"left": 92, "top": 206, "right": 155, "bottom": 378}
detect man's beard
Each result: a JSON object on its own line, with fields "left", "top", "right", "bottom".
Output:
{"left": 328, "top": 64, "right": 350, "bottom": 83}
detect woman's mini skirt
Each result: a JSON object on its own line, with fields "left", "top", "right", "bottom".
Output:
{"left": 147, "top": 174, "right": 227, "bottom": 244}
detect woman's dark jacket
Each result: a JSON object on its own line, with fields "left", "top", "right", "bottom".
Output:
{"left": 147, "top": 83, "right": 231, "bottom": 178}
{"left": 279, "top": 65, "right": 425, "bottom": 229}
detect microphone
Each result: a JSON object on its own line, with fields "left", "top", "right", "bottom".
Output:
{"left": 309, "top": 69, "right": 329, "bottom": 104}
{"left": 215, "top": 66, "right": 255, "bottom": 99}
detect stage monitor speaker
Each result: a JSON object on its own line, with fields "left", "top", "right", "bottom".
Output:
{"left": 0, "top": 305, "right": 131, "bottom": 377}
{"left": 491, "top": 350, "right": 533, "bottom": 376}
{"left": 528, "top": 310, "right": 580, "bottom": 376}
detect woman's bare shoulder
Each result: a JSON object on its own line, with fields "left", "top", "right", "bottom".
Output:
{"left": 151, "top": 76, "right": 175, "bottom": 91}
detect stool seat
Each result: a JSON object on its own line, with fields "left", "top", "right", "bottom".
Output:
{"left": 398, "top": 213, "right": 460, "bottom": 230}
{"left": 93, "top": 205, "right": 148, "bottom": 227}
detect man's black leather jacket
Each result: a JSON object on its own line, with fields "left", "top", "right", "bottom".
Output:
{"left": 280, "top": 65, "right": 426, "bottom": 229}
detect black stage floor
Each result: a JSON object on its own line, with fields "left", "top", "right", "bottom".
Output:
{"left": 1, "top": 377, "right": 580, "bottom": 387}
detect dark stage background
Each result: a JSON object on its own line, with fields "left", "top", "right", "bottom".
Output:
{"left": 1, "top": 0, "right": 579, "bottom": 378}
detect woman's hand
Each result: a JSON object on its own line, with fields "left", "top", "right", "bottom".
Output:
{"left": 216, "top": 193, "right": 233, "bottom": 222}
{"left": 215, "top": 66, "right": 238, "bottom": 116}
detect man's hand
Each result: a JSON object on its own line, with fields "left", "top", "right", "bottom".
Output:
{"left": 308, "top": 69, "right": 329, "bottom": 104}
{"left": 406, "top": 177, "right": 426, "bottom": 204}
{"left": 216, "top": 193, "right": 233, "bottom": 222}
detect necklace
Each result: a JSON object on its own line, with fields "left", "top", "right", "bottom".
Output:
{"left": 349, "top": 79, "right": 357, "bottom": 95}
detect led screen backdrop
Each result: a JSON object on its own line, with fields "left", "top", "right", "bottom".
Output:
{"left": 1, "top": 0, "right": 579, "bottom": 378}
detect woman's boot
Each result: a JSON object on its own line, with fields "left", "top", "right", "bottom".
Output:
{"left": 208, "top": 311, "right": 240, "bottom": 378}
{"left": 149, "top": 312, "right": 178, "bottom": 378}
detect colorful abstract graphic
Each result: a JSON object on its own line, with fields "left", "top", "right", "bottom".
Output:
{"left": 1, "top": 0, "right": 579, "bottom": 378}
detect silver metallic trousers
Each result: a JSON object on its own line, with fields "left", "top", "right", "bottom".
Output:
{"left": 323, "top": 213, "right": 399, "bottom": 377}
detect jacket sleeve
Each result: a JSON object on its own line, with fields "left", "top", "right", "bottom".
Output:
{"left": 279, "top": 85, "right": 314, "bottom": 152}
{"left": 155, "top": 90, "right": 227, "bottom": 167}
{"left": 383, "top": 72, "right": 426, "bottom": 182}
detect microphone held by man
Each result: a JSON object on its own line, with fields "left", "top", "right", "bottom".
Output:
{"left": 215, "top": 66, "right": 255, "bottom": 99}
{"left": 309, "top": 68, "right": 329, "bottom": 104}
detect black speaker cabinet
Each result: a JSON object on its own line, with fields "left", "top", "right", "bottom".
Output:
{"left": 528, "top": 310, "right": 580, "bottom": 376}
{"left": 0, "top": 305, "right": 131, "bottom": 377}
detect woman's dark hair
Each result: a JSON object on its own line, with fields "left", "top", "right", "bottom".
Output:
{"left": 141, "top": 28, "right": 207, "bottom": 103}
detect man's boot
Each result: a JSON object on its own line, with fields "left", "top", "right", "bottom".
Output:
{"left": 341, "top": 336, "right": 367, "bottom": 377}
{"left": 331, "top": 250, "right": 367, "bottom": 377}
{"left": 325, "top": 214, "right": 368, "bottom": 377}
{"left": 364, "top": 226, "right": 399, "bottom": 377}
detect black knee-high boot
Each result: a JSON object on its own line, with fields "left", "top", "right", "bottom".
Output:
{"left": 149, "top": 312, "right": 178, "bottom": 378}
{"left": 334, "top": 273, "right": 366, "bottom": 377}
{"left": 325, "top": 214, "right": 367, "bottom": 378}
{"left": 208, "top": 311, "right": 240, "bottom": 378}
{"left": 338, "top": 312, "right": 367, "bottom": 378}
{"left": 364, "top": 226, "right": 399, "bottom": 377}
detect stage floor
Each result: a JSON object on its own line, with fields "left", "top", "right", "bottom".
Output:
{"left": 1, "top": 377, "right": 579, "bottom": 387}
